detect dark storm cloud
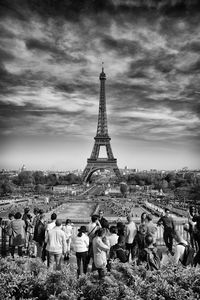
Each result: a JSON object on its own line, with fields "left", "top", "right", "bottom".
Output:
{"left": 182, "top": 40, "right": 200, "bottom": 52}
{"left": 55, "top": 81, "right": 98, "bottom": 96}
{"left": 26, "top": 38, "right": 87, "bottom": 64}
{"left": 0, "top": 100, "right": 90, "bottom": 137}
{"left": 177, "top": 59, "right": 200, "bottom": 74}
{"left": 0, "top": 48, "right": 14, "bottom": 61}
{"left": 102, "top": 35, "right": 140, "bottom": 56}
{"left": 1, "top": 0, "right": 200, "bottom": 21}
{"left": 0, "top": 25, "right": 15, "bottom": 38}
{"left": 0, "top": 0, "right": 199, "bottom": 148}
{"left": 0, "top": 63, "right": 24, "bottom": 94}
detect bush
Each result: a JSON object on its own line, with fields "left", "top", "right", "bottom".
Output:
{"left": 0, "top": 257, "right": 200, "bottom": 299}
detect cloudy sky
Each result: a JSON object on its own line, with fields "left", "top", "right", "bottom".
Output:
{"left": 0, "top": 0, "right": 200, "bottom": 172}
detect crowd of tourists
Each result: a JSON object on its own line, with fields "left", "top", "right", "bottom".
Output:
{"left": 4, "top": 205, "right": 200, "bottom": 279}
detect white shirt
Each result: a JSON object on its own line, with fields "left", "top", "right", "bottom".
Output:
{"left": 46, "top": 226, "right": 67, "bottom": 254}
{"left": 107, "top": 233, "right": 118, "bottom": 247}
{"left": 87, "top": 222, "right": 100, "bottom": 241}
{"left": 47, "top": 221, "right": 56, "bottom": 232}
{"left": 45, "top": 221, "right": 56, "bottom": 242}
{"left": 125, "top": 221, "right": 137, "bottom": 244}
{"left": 73, "top": 233, "right": 89, "bottom": 253}
{"left": 174, "top": 240, "right": 188, "bottom": 264}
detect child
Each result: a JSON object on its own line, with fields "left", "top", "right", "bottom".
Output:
{"left": 63, "top": 219, "right": 74, "bottom": 260}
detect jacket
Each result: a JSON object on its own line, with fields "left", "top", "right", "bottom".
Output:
{"left": 8, "top": 219, "right": 26, "bottom": 246}
{"left": 46, "top": 226, "right": 67, "bottom": 254}
{"left": 93, "top": 236, "right": 110, "bottom": 268}
{"left": 73, "top": 233, "right": 89, "bottom": 253}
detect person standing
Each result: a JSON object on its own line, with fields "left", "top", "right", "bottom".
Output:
{"left": 132, "top": 223, "right": 147, "bottom": 262}
{"left": 73, "top": 226, "right": 89, "bottom": 277}
{"left": 146, "top": 214, "right": 157, "bottom": 246}
{"left": 7, "top": 212, "right": 26, "bottom": 258}
{"left": 98, "top": 210, "right": 109, "bottom": 229}
{"left": 157, "top": 208, "right": 175, "bottom": 255}
{"left": 125, "top": 215, "right": 137, "bottom": 261}
{"left": 32, "top": 207, "right": 40, "bottom": 257}
{"left": 25, "top": 213, "right": 34, "bottom": 256}
{"left": 187, "top": 206, "right": 198, "bottom": 251}
{"left": 6, "top": 213, "right": 15, "bottom": 255}
{"left": 140, "top": 212, "right": 147, "bottom": 226}
{"left": 45, "top": 213, "right": 57, "bottom": 265}
{"left": 87, "top": 215, "right": 101, "bottom": 265}
{"left": 92, "top": 228, "right": 110, "bottom": 279}
{"left": 107, "top": 226, "right": 118, "bottom": 247}
{"left": 172, "top": 230, "right": 193, "bottom": 266}
{"left": 46, "top": 219, "right": 67, "bottom": 271}
{"left": 22, "top": 207, "right": 31, "bottom": 232}
{"left": 33, "top": 210, "right": 47, "bottom": 260}
{"left": 46, "top": 213, "right": 57, "bottom": 232}
{"left": 62, "top": 219, "right": 74, "bottom": 261}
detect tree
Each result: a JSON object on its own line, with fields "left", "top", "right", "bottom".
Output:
{"left": 18, "top": 171, "right": 34, "bottom": 186}
{"left": 46, "top": 173, "right": 58, "bottom": 186}
{"left": 120, "top": 182, "right": 128, "bottom": 198}
{"left": 64, "top": 173, "right": 81, "bottom": 185}
{"left": 188, "top": 184, "right": 200, "bottom": 203}
{"left": 33, "top": 171, "right": 45, "bottom": 185}
{"left": 0, "top": 180, "right": 15, "bottom": 195}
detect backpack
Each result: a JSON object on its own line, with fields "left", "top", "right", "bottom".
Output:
{"left": 178, "top": 243, "right": 195, "bottom": 266}
{"left": 116, "top": 247, "right": 129, "bottom": 263}
{"left": 144, "top": 247, "right": 161, "bottom": 271}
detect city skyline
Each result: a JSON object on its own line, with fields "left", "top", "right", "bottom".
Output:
{"left": 0, "top": 0, "right": 200, "bottom": 171}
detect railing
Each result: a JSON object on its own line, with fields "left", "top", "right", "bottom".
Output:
{"left": 0, "top": 219, "right": 189, "bottom": 257}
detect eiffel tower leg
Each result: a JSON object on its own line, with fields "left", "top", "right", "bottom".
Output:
{"left": 106, "top": 142, "right": 114, "bottom": 159}
{"left": 82, "top": 167, "right": 91, "bottom": 183}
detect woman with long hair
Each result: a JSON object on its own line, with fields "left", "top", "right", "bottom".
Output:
{"left": 92, "top": 228, "right": 110, "bottom": 279}
{"left": 73, "top": 226, "right": 89, "bottom": 277}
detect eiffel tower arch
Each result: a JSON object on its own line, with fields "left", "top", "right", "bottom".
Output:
{"left": 82, "top": 66, "right": 121, "bottom": 183}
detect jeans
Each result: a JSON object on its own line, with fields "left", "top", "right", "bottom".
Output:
{"left": 36, "top": 242, "right": 43, "bottom": 259}
{"left": 10, "top": 246, "right": 23, "bottom": 257}
{"left": 126, "top": 243, "right": 133, "bottom": 261}
{"left": 48, "top": 252, "right": 62, "bottom": 270}
{"left": 76, "top": 251, "right": 88, "bottom": 276}
{"left": 163, "top": 230, "right": 173, "bottom": 252}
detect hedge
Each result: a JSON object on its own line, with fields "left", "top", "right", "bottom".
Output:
{"left": 0, "top": 257, "right": 200, "bottom": 300}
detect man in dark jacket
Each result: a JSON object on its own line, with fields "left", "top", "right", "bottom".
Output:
{"left": 109, "top": 235, "right": 128, "bottom": 264}
{"left": 33, "top": 210, "right": 47, "bottom": 260}
{"left": 98, "top": 210, "right": 109, "bottom": 229}
{"left": 157, "top": 208, "right": 175, "bottom": 255}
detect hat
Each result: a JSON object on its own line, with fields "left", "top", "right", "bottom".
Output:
{"left": 78, "top": 226, "right": 87, "bottom": 233}
{"left": 146, "top": 214, "right": 153, "bottom": 221}
{"left": 56, "top": 219, "right": 62, "bottom": 227}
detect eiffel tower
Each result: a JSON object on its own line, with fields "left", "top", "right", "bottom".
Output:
{"left": 82, "top": 65, "right": 121, "bottom": 182}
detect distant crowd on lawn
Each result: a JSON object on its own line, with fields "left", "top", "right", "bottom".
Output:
{"left": 4, "top": 205, "right": 200, "bottom": 279}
